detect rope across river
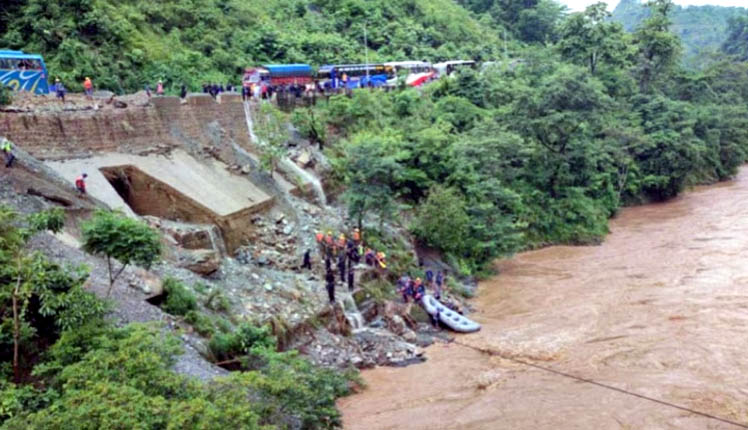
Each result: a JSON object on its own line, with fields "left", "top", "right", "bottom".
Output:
{"left": 453, "top": 340, "right": 748, "bottom": 429}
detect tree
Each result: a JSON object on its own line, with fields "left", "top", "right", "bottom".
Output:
{"left": 0, "top": 206, "right": 105, "bottom": 383}
{"left": 722, "top": 15, "right": 748, "bottom": 61}
{"left": 633, "top": 0, "right": 682, "bottom": 93}
{"left": 292, "top": 108, "right": 327, "bottom": 149}
{"left": 81, "top": 210, "right": 161, "bottom": 297}
{"left": 411, "top": 186, "right": 470, "bottom": 256}
{"left": 341, "top": 133, "right": 403, "bottom": 230}
{"left": 254, "top": 102, "right": 289, "bottom": 177}
{"left": 558, "top": 2, "right": 629, "bottom": 75}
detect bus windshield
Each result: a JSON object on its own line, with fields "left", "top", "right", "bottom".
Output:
{"left": 0, "top": 51, "right": 50, "bottom": 94}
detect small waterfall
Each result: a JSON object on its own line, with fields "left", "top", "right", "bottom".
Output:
{"left": 243, "top": 101, "right": 327, "bottom": 206}
{"left": 207, "top": 225, "right": 228, "bottom": 257}
{"left": 243, "top": 101, "right": 259, "bottom": 143}
{"left": 279, "top": 158, "right": 327, "bottom": 206}
{"left": 342, "top": 294, "right": 365, "bottom": 331}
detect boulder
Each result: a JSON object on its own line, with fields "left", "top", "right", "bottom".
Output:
{"left": 179, "top": 249, "right": 221, "bottom": 275}
{"left": 296, "top": 149, "right": 313, "bottom": 168}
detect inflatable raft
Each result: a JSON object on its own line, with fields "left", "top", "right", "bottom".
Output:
{"left": 421, "top": 294, "right": 481, "bottom": 333}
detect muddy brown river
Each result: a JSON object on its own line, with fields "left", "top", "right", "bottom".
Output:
{"left": 339, "top": 168, "right": 748, "bottom": 429}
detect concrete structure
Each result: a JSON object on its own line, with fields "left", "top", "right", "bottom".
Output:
{"left": 47, "top": 150, "right": 273, "bottom": 252}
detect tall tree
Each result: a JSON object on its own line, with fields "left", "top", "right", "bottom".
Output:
{"left": 341, "top": 133, "right": 403, "bottom": 230}
{"left": 633, "top": 0, "right": 682, "bottom": 93}
{"left": 558, "top": 2, "right": 629, "bottom": 75}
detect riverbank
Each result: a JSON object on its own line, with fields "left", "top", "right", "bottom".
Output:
{"left": 339, "top": 167, "right": 748, "bottom": 429}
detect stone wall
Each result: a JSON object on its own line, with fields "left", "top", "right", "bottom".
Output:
{"left": 0, "top": 94, "right": 251, "bottom": 160}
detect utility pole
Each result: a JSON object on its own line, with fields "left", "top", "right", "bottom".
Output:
{"left": 364, "top": 24, "right": 370, "bottom": 84}
{"left": 503, "top": 28, "right": 508, "bottom": 62}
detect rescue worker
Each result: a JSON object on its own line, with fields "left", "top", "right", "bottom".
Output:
{"left": 83, "top": 77, "right": 93, "bottom": 100}
{"left": 435, "top": 270, "right": 444, "bottom": 300}
{"left": 364, "top": 248, "right": 375, "bottom": 266}
{"left": 325, "top": 231, "right": 335, "bottom": 258}
{"left": 55, "top": 79, "right": 66, "bottom": 102}
{"left": 1, "top": 138, "right": 15, "bottom": 168}
{"left": 412, "top": 278, "right": 425, "bottom": 301}
{"left": 302, "top": 249, "right": 312, "bottom": 270}
{"left": 315, "top": 231, "right": 325, "bottom": 256}
{"left": 325, "top": 268, "right": 336, "bottom": 304}
{"left": 352, "top": 228, "right": 361, "bottom": 244}
{"left": 375, "top": 251, "right": 387, "bottom": 269}
{"left": 337, "top": 233, "right": 346, "bottom": 250}
{"left": 337, "top": 251, "right": 346, "bottom": 284}
{"left": 425, "top": 268, "right": 434, "bottom": 288}
{"left": 398, "top": 275, "right": 411, "bottom": 303}
{"left": 75, "top": 173, "right": 88, "bottom": 194}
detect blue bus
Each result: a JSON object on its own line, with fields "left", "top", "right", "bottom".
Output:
{"left": 0, "top": 50, "right": 50, "bottom": 95}
{"left": 317, "top": 64, "right": 394, "bottom": 89}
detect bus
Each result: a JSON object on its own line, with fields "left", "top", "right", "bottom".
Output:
{"left": 243, "top": 64, "right": 313, "bottom": 88}
{"left": 433, "top": 60, "right": 477, "bottom": 78}
{"left": 317, "top": 64, "right": 395, "bottom": 89}
{"left": 384, "top": 61, "right": 435, "bottom": 87}
{"left": 0, "top": 50, "right": 50, "bottom": 95}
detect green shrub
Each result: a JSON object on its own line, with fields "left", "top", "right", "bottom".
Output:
{"left": 184, "top": 311, "right": 215, "bottom": 337}
{"left": 208, "top": 323, "right": 276, "bottom": 363}
{"left": 0, "top": 86, "right": 12, "bottom": 106}
{"left": 162, "top": 278, "right": 197, "bottom": 317}
{"left": 204, "top": 288, "right": 230, "bottom": 313}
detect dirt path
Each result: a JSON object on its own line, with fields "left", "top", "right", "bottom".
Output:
{"left": 339, "top": 168, "right": 748, "bottom": 430}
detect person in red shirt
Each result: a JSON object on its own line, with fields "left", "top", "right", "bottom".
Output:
{"left": 75, "top": 173, "right": 88, "bottom": 194}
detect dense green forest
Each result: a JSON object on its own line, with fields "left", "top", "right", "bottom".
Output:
{"left": 3, "top": 0, "right": 748, "bottom": 428}
{"left": 1, "top": 0, "right": 509, "bottom": 92}
{"left": 611, "top": 0, "right": 747, "bottom": 67}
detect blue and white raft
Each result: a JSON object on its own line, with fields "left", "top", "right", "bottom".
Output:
{"left": 420, "top": 294, "right": 481, "bottom": 333}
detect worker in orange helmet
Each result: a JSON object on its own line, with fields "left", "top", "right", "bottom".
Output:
{"left": 375, "top": 251, "right": 387, "bottom": 269}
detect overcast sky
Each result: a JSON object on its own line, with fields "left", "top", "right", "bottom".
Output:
{"left": 557, "top": 0, "right": 747, "bottom": 12}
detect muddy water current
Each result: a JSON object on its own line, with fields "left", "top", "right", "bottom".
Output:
{"left": 339, "top": 168, "right": 748, "bottom": 429}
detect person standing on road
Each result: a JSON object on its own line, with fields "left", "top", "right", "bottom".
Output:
{"left": 55, "top": 79, "right": 66, "bottom": 103}
{"left": 83, "top": 77, "right": 93, "bottom": 100}
{"left": 156, "top": 80, "right": 164, "bottom": 96}
{"left": 180, "top": 84, "right": 187, "bottom": 99}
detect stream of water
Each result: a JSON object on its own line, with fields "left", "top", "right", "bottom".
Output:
{"left": 242, "top": 101, "right": 327, "bottom": 205}
{"left": 339, "top": 167, "right": 748, "bottom": 429}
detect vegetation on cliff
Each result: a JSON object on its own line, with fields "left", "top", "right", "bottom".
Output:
{"left": 0, "top": 207, "right": 352, "bottom": 429}
{"left": 0, "top": 0, "right": 504, "bottom": 92}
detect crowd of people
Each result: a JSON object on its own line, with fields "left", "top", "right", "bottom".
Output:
{"left": 304, "top": 228, "right": 451, "bottom": 317}
{"left": 307, "top": 228, "right": 377, "bottom": 304}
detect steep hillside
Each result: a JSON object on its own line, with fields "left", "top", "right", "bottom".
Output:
{"left": 612, "top": 0, "right": 747, "bottom": 66}
{"left": 0, "top": 0, "right": 502, "bottom": 93}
